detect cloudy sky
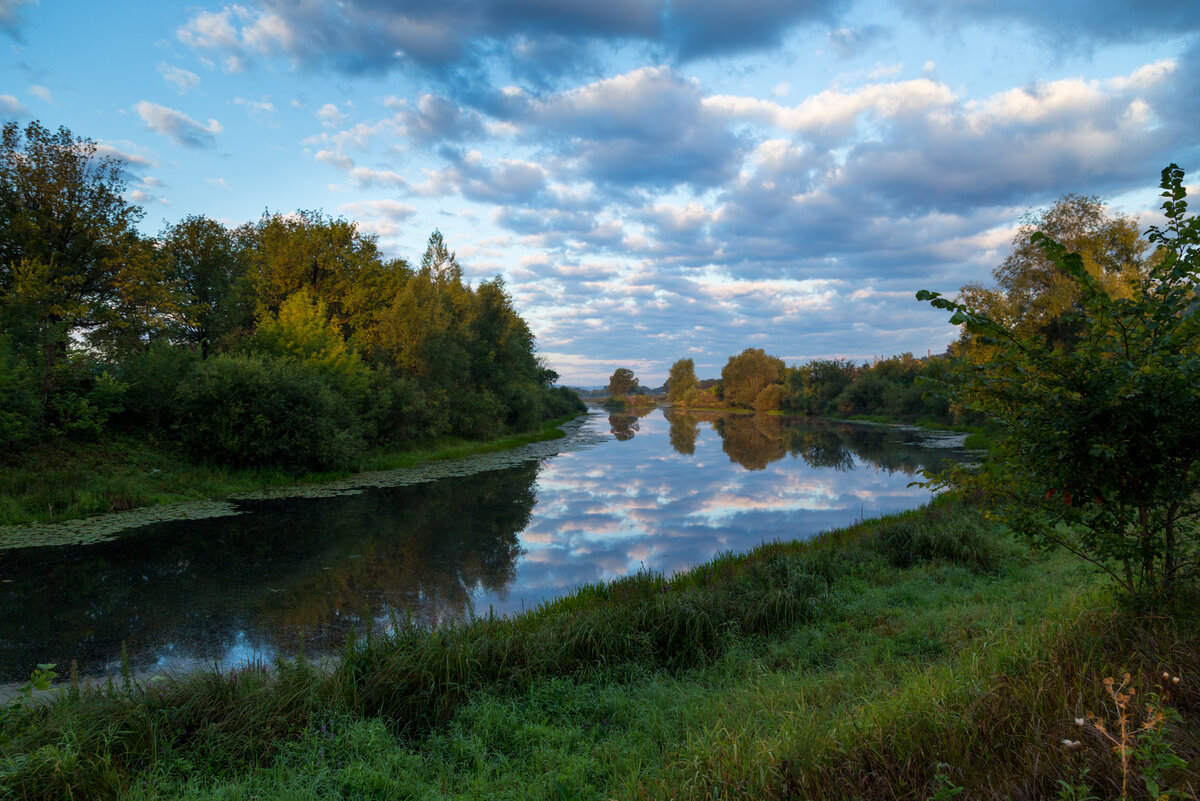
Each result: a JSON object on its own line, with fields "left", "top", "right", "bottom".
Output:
{"left": 2, "top": 0, "right": 1197, "bottom": 384}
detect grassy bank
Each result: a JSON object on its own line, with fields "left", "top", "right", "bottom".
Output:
{"left": 2, "top": 499, "right": 1196, "bottom": 800}
{"left": 0, "top": 417, "right": 578, "bottom": 527}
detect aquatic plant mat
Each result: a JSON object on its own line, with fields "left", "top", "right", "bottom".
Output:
{"left": 2, "top": 500, "right": 1197, "bottom": 800}
{"left": 0, "top": 416, "right": 600, "bottom": 549}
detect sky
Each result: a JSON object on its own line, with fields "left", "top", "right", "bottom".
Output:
{"left": 2, "top": 1, "right": 1198, "bottom": 385}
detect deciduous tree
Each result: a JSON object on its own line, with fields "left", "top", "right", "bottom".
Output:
{"left": 919, "top": 165, "right": 1200, "bottom": 601}
{"left": 607, "top": 367, "right": 638, "bottom": 398}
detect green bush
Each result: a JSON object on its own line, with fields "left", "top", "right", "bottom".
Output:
{"left": 0, "top": 335, "right": 39, "bottom": 446}
{"left": 45, "top": 353, "right": 127, "bottom": 438}
{"left": 113, "top": 342, "right": 201, "bottom": 432}
{"left": 174, "top": 353, "right": 363, "bottom": 470}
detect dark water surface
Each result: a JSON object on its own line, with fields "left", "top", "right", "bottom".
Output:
{"left": 0, "top": 409, "right": 971, "bottom": 682}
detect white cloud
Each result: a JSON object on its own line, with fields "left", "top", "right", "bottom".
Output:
{"left": 158, "top": 62, "right": 201, "bottom": 94}
{"left": 234, "top": 95, "right": 276, "bottom": 124}
{"left": 316, "top": 103, "right": 347, "bottom": 127}
{"left": 0, "top": 94, "right": 28, "bottom": 118}
{"left": 28, "top": 84, "right": 53, "bottom": 103}
{"left": 134, "top": 101, "right": 223, "bottom": 148}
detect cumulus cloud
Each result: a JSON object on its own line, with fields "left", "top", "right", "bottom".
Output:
{"left": 705, "top": 78, "right": 957, "bottom": 143}
{"left": 339, "top": 198, "right": 418, "bottom": 237}
{"left": 0, "top": 93, "right": 28, "bottom": 119}
{"left": 158, "top": 62, "right": 201, "bottom": 94}
{"left": 521, "top": 66, "right": 746, "bottom": 189}
{"left": 134, "top": 101, "right": 223, "bottom": 148}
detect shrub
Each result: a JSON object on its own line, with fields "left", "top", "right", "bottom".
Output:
{"left": 174, "top": 353, "right": 363, "bottom": 470}
{"left": 113, "top": 341, "right": 200, "bottom": 432}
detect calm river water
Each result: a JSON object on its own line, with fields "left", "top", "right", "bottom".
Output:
{"left": 0, "top": 408, "right": 971, "bottom": 683}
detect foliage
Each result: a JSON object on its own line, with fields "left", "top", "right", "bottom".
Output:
{"left": 918, "top": 164, "right": 1200, "bottom": 600}
{"left": 0, "top": 121, "right": 583, "bottom": 469}
{"left": 607, "top": 367, "right": 638, "bottom": 398}
{"left": 173, "top": 353, "right": 364, "bottom": 470}
{"left": 956, "top": 193, "right": 1150, "bottom": 357}
{"left": 158, "top": 214, "right": 251, "bottom": 356}
{"left": 721, "top": 348, "right": 784, "bottom": 408}
{"left": 252, "top": 288, "right": 372, "bottom": 403}
{"left": 113, "top": 341, "right": 201, "bottom": 432}
{"left": 0, "top": 334, "right": 38, "bottom": 445}
{"left": 667, "top": 358, "right": 698, "bottom": 404}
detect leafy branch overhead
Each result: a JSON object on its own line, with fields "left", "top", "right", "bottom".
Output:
{"left": 918, "top": 164, "right": 1200, "bottom": 600}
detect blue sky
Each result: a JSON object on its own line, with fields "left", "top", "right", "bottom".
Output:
{"left": 3, "top": 0, "right": 1197, "bottom": 385}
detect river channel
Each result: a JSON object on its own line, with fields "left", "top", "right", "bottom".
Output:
{"left": 0, "top": 408, "right": 972, "bottom": 683}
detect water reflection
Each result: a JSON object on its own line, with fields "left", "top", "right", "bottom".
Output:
{"left": 0, "top": 465, "right": 537, "bottom": 681}
{"left": 608, "top": 406, "right": 654, "bottom": 441}
{"left": 0, "top": 410, "right": 970, "bottom": 682}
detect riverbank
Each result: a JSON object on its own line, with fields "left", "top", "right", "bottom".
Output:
{"left": 3, "top": 498, "right": 1195, "bottom": 800}
{"left": 0, "top": 416, "right": 581, "bottom": 528}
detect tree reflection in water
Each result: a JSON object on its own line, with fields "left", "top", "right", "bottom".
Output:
{"left": 608, "top": 406, "right": 654, "bottom": 441}
{"left": 664, "top": 409, "right": 956, "bottom": 476}
{"left": 0, "top": 464, "right": 538, "bottom": 682}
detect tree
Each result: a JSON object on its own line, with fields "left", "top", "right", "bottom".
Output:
{"left": 243, "top": 209, "right": 405, "bottom": 340}
{"left": 0, "top": 121, "right": 159, "bottom": 413}
{"left": 955, "top": 193, "right": 1150, "bottom": 358}
{"left": 607, "top": 367, "right": 638, "bottom": 398}
{"left": 720, "top": 348, "right": 784, "bottom": 408}
{"left": 159, "top": 214, "right": 251, "bottom": 357}
{"left": 666, "top": 358, "right": 697, "bottom": 404}
{"left": 918, "top": 165, "right": 1200, "bottom": 601}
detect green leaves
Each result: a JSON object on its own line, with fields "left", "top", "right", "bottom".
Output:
{"left": 918, "top": 165, "right": 1200, "bottom": 601}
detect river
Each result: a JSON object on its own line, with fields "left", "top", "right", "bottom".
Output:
{"left": 0, "top": 408, "right": 972, "bottom": 683}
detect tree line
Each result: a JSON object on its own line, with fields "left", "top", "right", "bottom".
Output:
{"left": 0, "top": 121, "right": 583, "bottom": 470}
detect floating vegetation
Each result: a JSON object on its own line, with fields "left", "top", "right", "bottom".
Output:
{"left": 0, "top": 500, "right": 244, "bottom": 550}
{"left": 0, "top": 417, "right": 606, "bottom": 551}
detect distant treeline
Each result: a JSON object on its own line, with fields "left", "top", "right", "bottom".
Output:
{"left": 604, "top": 351, "right": 958, "bottom": 424}
{"left": 0, "top": 121, "right": 583, "bottom": 470}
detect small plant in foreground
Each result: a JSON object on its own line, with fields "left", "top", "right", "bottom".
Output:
{"left": 1061, "top": 672, "right": 1194, "bottom": 801}
{"left": 0, "top": 663, "right": 56, "bottom": 747}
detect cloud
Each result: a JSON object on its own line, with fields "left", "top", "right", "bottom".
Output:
{"left": 415, "top": 150, "right": 548, "bottom": 203}
{"left": 339, "top": 199, "right": 418, "bottom": 237}
{"left": 0, "top": 0, "right": 36, "bottom": 39}
{"left": 158, "top": 62, "right": 201, "bottom": 94}
{"left": 315, "top": 102, "right": 347, "bottom": 127}
{"left": 389, "top": 94, "right": 487, "bottom": 144}
{"left": 235, "top": 95, "right": 276, "bottom": 124}
{"left": 705, "top": 78, "right": 957, "bottom": 143}
{"left": 134, "top": 101, "right": 223, "bottom": 148}
{"left": 826, "top": 24, "right": 887, "bottom": 58}
{"left": 523, "top": 66, "right": 747, "bottom": 189}
{"left": 28, "top": 84, "right": 53, "bottom": 103}
{"left": 0, "top": 94, "right": 28, "bottom": 119}
{"left": 899, "top": 0, "right": 1200, "bottom": 47}
{"left": 175, "top": 0, "right": 849, "bottom": 82}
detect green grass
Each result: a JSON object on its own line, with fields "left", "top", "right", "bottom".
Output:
{"left": 3, "top": 499, "right": 1195, "bottom": 800}
{"left": 0, "top": 417, "right": 577, "bottom": 526}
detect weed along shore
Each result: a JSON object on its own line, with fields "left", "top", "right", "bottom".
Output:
{"left": 2, "top": 497, "right": 1196, "bottom": 800}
